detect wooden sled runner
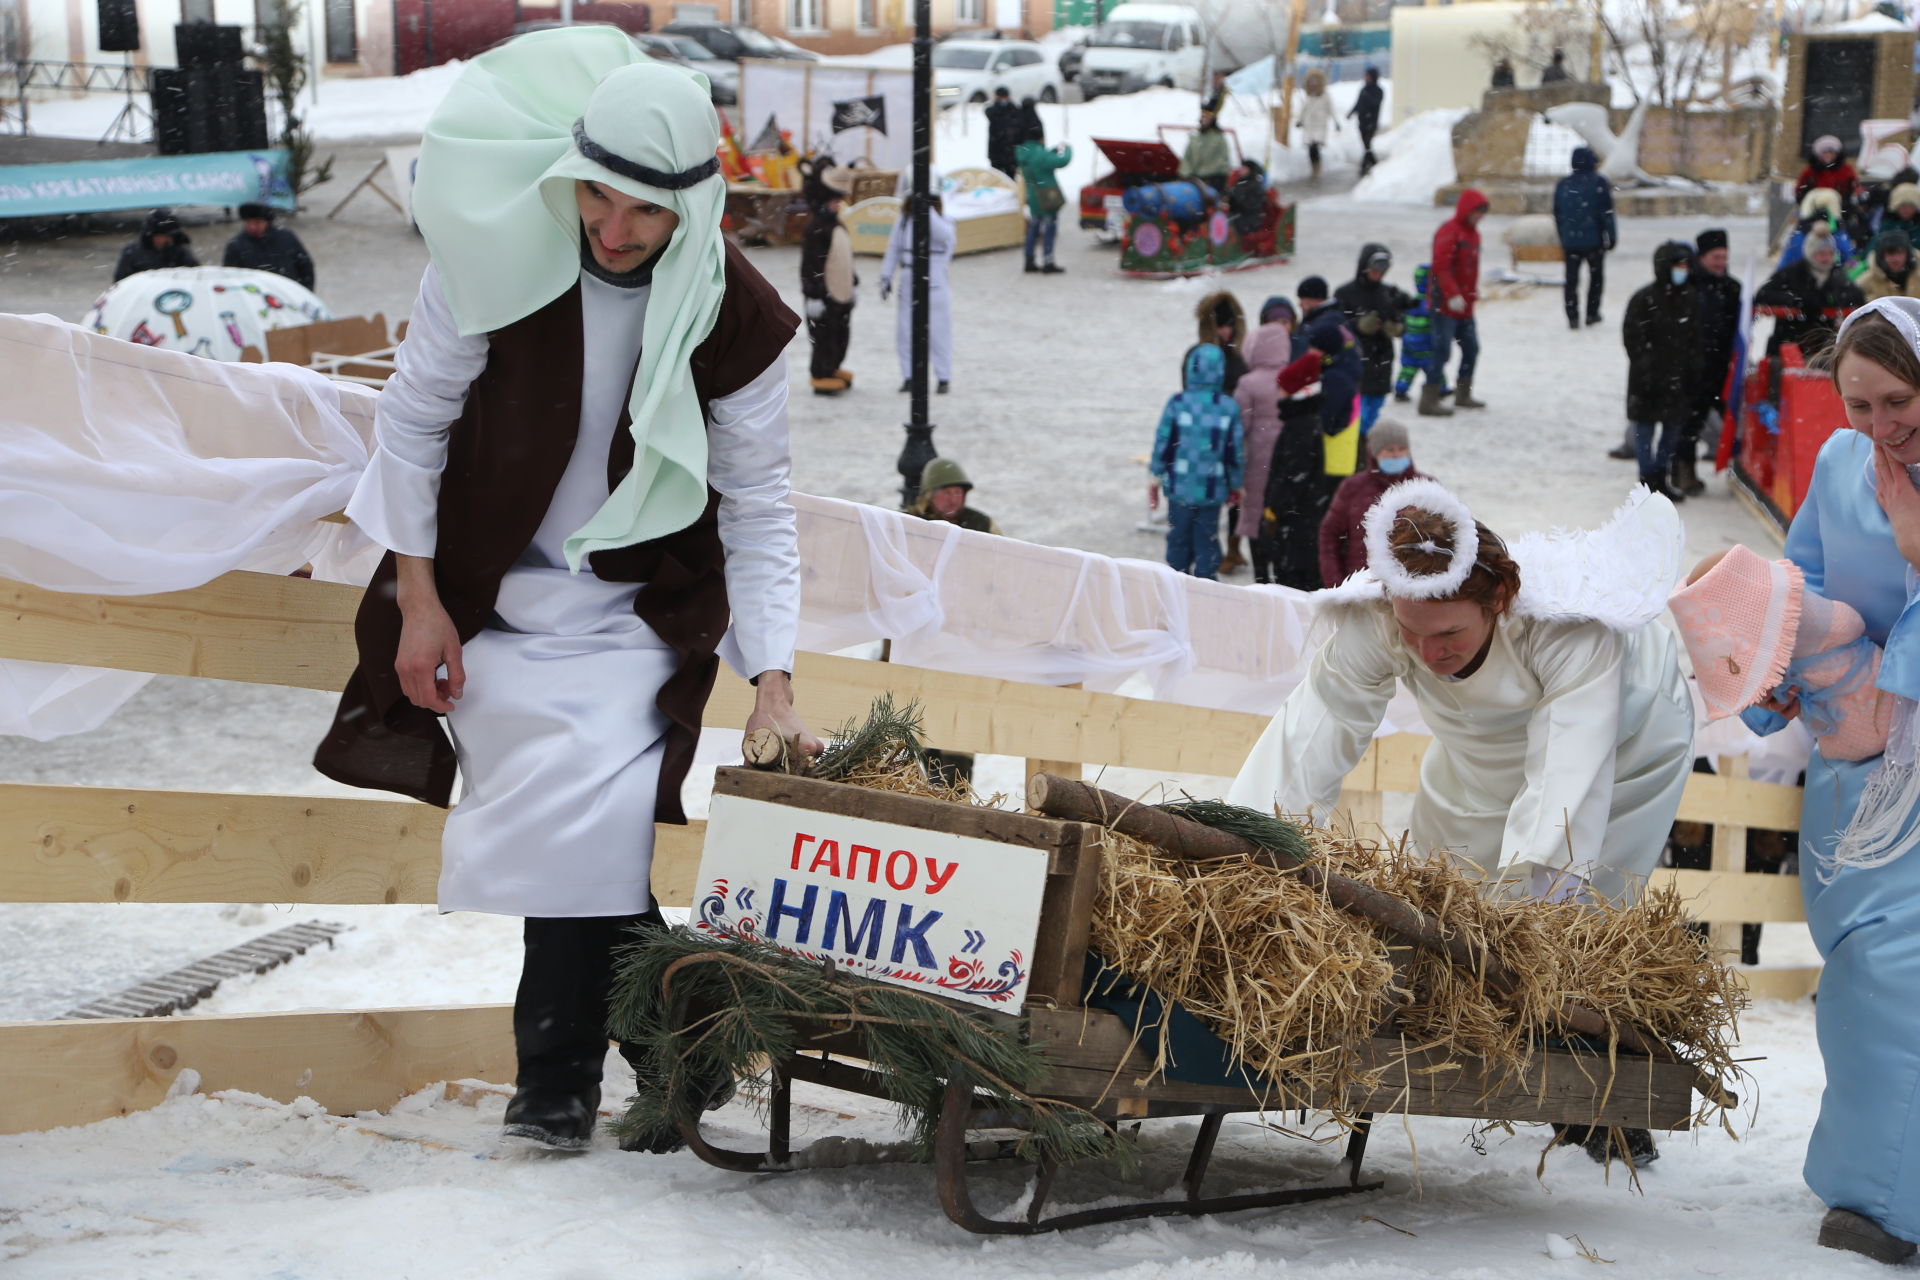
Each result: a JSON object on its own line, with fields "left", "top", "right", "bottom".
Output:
{"left": 667, "top": 768, "right": 1700, "bottom": 1236}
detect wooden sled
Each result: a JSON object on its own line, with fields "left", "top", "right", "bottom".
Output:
{"left": 670, "top": 769, "right": 1699, "bottom": 1236}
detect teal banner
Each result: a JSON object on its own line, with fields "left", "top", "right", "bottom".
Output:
{"left": 0, "top": 149, "right": 293, "bottom": 219}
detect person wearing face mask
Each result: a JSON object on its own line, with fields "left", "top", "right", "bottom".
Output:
{"left": 1621, "top": 241, "right": 1703, "bottom": 503}
{"left": 1317, "top": 419, "right": 1428, "bottom": 587}
{"left": 1861, "top": 228, "right": 1920, "bottom": 302}
{"left": 1733, "top": 297, "right": 1920, "bottom": 1264}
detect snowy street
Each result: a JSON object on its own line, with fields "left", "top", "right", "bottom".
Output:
{"left": 0, "top": 53, "right": 1846, "bottom": 1279}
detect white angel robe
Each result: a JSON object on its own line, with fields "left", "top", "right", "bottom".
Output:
{"left": 1231, "top": 605, "right": 1693, "bottom": 902}
{"left": 347, "top": 264, "right": 800, "bottom": 917}
{"left": 878, "top": 210, "right": 955, "bottom": 384}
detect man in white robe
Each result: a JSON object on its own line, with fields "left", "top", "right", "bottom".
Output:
{"left": 315, "top": 29, "right": 819, "bottom": 1153}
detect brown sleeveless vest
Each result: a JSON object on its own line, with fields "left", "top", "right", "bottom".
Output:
{"left": 313, "top": 241, "right": 798, "bottom": 824}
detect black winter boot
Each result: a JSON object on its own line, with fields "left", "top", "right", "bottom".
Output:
{"left": 1671, "top": 454, "right": 1705, "bottom": 497}
{"left": 502, "top": 1085, "right": 601, "bottom": 1152}
{"left": 1642, "top": 471, "right": 1686, "bottom": 503}
{"left": 1819, "top": 1208, "right": 1918, "bottom": 1264}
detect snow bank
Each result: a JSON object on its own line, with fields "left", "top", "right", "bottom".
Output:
{"left": 1349, "top": 108, "right": 1463, "bottom": 206}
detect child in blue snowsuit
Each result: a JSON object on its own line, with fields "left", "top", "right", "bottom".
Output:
{"left": 1392, "top": 264, "right": 1445, "bottom": 400}
{"left": 1149, "top": 343, "right": 1245, "bottom": 579}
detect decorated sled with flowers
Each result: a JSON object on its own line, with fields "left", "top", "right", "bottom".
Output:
{"left": 613, "top": 744, "right": 1725, "bottom": 1237}
{"left": 1079, "top": 130, "right": 1294, "bottom": 279}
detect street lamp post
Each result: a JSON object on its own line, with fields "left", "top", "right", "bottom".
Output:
{"left": 896, "top": 0, "right": 938, "bottom": 507}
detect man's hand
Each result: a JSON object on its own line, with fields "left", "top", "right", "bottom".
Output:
{"left": 1446, "top": 294, "right": 1468, "bottom": 315}
{"left": 744, "top": 671, "right": 824, "bottom": 760}
{"left": 393, "top": 554, "right": 464, "bottom": 714}
{"left": 1147, "top": 479, "right": 1161, "bottom": 512}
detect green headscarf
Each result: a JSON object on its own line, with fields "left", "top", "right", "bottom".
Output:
{"left": 410, "top": 26, "right": 727, "bottom": 571}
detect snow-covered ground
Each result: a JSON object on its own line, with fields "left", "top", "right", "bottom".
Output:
{"left": 1, "top": 59, "right": 1844, "bottom": 1279}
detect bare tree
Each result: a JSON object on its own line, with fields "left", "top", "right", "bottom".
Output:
{"left": 1470, "top": 0, "right": 1761, "bottom": 106}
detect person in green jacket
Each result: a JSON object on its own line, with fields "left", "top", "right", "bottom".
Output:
{"left": 1015, "top": 103, "right": 1072, "bottom": 275}
{"left": 1179, "top": 90, "right": 1233, "bottom": 193}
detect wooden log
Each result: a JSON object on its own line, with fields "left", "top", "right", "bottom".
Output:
{"left": 1027, "top": 773, "right": 1735, "bottom": 1107}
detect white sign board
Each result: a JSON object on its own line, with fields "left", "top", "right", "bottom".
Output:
{"left": 694, "top": 794, "right": 1048, "bottom": 1010}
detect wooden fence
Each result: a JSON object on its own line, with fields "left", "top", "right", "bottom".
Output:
{"left": 0, "top": 570, "right": 1815, "bottom": 1136}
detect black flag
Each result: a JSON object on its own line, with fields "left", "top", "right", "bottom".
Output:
{"left": 830, "top": 95, "right": 888, "bottom": 136}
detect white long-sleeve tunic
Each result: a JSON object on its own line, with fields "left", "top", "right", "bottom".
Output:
{"left": 1228, "top": 603, "right": 1694, "bottom": 903}
{"left": 878, "top": 211, "right": 956, "bottom": 384}
{"left": 344, "top": 263, "right": 800, "bottom": 916}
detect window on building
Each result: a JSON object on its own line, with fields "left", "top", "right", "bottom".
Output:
{"left": 786, "top": 0, "right": 823, "bottom": 32}
{"left": 953, "top": 0, "right": 983, "bottom": 24}
{"left": 857, "top": 0, "right": 878, "bottom": 30}
{"left": 325, "top": 0, "right": 355, "bottom": 61}
{"left": 180, "top": 0, "right": 216, "bottom": 22}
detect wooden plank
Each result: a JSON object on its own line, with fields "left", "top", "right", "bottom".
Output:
{"left": 0, "top": 1004, "right": 513, "bottom": 1136}
{"left": 0, "top": 572, "right": 362, "bottom": 691}
{"left": 1027, "top": 827, "right": 1105, "bottom": 1007}
{"left": 1675, "top": 767, "right": 1801, "bottom": 833}
{"left": 0, "top": 781, "right": 710, "bottom": 909}
{"left": 1734, "top": 966, "right": 1820, "bottom": 1001}
{"left": 1647, "top": 867, "right": 1805, "bottom": 923}
{"left": 1707, "top": 756, "right": 1749, "bottom": 959}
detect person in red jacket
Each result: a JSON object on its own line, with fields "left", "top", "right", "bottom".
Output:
{"left": 1318, "top": 419, "right": 1428, "bottom": 586}
{"left": 1430, "top": 188, "right": 1490, "bottom": 410}
{"left": 1795, "top": 135, "right": 1859, "bottom": 205}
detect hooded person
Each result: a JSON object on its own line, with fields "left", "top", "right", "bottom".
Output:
{"left": 1149, "top": 343, "right": 1244, "bottom": 579}
{"left": 1795, "top": 134, "right": 1859, "bottom": 205}
{"left": 309, "top": 27, "right": 818, "bottom": 1155}
{"left": 113, "top": 207, "right": 198, "bottom": 281}
{"left": 1333, "top": 243, "right": 1417, "bottom": 432}
{"left": 1777, "top": 186, "right": 1855, "bottom": 271}
{"left": 1317, "top": 419, "right": 1430, "bottom": 587}
{"left": 1431, "top": 188, "right": 1490, "bottom": 408}
{"left": 1294, "top": 69, "right": 1337, "bottom": 180}
{"left": 1880, "top": 181, "right": 1920, "bottom": 247}
{"left": 1552, "top": 146, "right": 1616, "bottom": 329}
{"left": 879, "top": 182, "right": 957, "bottom": 392}
{"left": 1233, "top": 316, "right": 1296, "bottom": 583}
{"left": 1347, "top": 67, "right": 1383, "bottom": 174}
{"left": 1187, "top": 291, "right": 1251, "bottom": 571}
{"left": 799, "top": 157, "right": 858, "bottom": 393}
{"left": 1622, "top": 241, "right": 1703, "bottom": 502}
{"left": 1862, "top": 228, "right": 1920, "bottom": 302}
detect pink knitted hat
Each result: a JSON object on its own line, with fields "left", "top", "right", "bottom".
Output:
{"left": 1668, "top": 545, "right": 1802, "bottom": 721}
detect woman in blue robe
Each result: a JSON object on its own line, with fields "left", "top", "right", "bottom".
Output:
{"left": 1742, "top": 295, "right": 1920, "bottom": 1264}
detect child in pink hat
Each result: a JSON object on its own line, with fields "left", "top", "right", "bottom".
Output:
{"left": 1669, "top": 544, "right": 1892, "bottom": 760}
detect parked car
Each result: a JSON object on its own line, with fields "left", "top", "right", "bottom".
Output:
{"left": 634, "top": 32, "right": 740, "bottom": 103}
{"left": 660, "top": 21, "right": 819, "bottom": 62}
{"left": 1078, "top": 3, "right": 1206, "bottom": 98}
{"left": 1058, "top": 36, "right": 1088, "bottom": 83}
{"left": 932, "top": 39, "right": 1062, "bottom": 107}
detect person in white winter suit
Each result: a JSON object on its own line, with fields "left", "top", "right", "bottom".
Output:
{"left": 1296, "top": 69, "right": 1338, "bottom": 180}
{"left": 879, "top": 196, "right": 957, "bottom": 391}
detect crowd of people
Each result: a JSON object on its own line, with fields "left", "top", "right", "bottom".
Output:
{"left": 1145, "top": 190, "right": 1494, "bottom": 588}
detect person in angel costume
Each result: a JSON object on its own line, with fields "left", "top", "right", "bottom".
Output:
{"left": 311, "top": 27, "right": 820, "bottom": 1154}
{"left": 1230, "top": 478, "right": 1694, "bottom": 908}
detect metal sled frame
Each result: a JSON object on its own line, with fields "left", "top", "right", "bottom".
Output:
{"left": 675, "top": 1048, "right": 1383, "bottom": 1236}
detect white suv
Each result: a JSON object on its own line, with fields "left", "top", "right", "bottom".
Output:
{"left": 933, "top": 39, "right": 1063, "bottom": 107}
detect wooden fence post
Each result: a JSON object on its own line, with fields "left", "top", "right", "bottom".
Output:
{"left": 1709, "top": 754, "right": 1750, "bottom": 961}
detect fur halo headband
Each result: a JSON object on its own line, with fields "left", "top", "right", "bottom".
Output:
{"left": 1362, "top": 478, "right": 1480, "bottom": 600}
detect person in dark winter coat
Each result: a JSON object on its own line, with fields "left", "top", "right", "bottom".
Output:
{"left": 984, "top": 87, "right": 1022, "bottom": 178}
{"left": 798, "top": 159, "right": 858, "bottom": 393}
{"left": 1333, "top": 243, "right": 1415, "bottom": 432}
{"left": 1553, "top": 147, "right": 1616, "bottom": 328}
{"left": 1621, "top": 241, "right": 1703, "bottom": 502}
{"left": 1490, "top": 58, "right": 1515, "bottom": 88}
{"left": 1256, "top": 316, "right": 1353, "bottom": 591}
{"left": 1318, "top": 418, "right": 1427, "bottom": 587}
{"left": 1292, "top": 276, "right": 1363, "bottom": 439}
{"left": 1860, "top": 227, "right": 1920, "bottom": 301}
{"left": 1794, "top": 135, "right": 1858, "bottom": 205}
{"left": 1754, "top": 223, "right": 1866, "bottom": 360}
{"left": 1234, "top": 316, "right": 1295, "bottom": 583}
{"left": 113, "top": 208, "right": 199, "bottom": 281}
{"left": 1348, "top": 67, "right": 1383, "bottom": 175}
{"left": 1430, "top": 188, "right": 1489, "bottom": 409}
{"left": 222, "top": 203, "right": 314, "bottom": 290}
{"left": 1540, "top": 47, "right": 1570, "bottom": 82}
{"left": 1680, "top": 228, "right": 1743, "bottom": 495}
{"left": 1149, "top": 344, "right": 1244, "bottom": 579}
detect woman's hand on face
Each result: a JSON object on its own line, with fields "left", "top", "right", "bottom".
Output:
{"left": 1874, "top": 443, "right": 1920, "bottom": 569}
